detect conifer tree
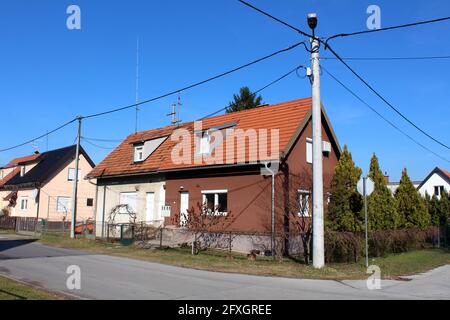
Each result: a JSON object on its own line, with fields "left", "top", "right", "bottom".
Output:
{"left": 427, "top": 193, "right": 441, "bottom": 226}
{"left": 327, "top": 146, "right": 363, "bottom": 231}
{"left": 395, "top": 168, "right": 430, "bottom": 229}
{"left": 439, "top": 191, "right": 450, "bottom": 226}
{"left": 367, "top": 154, "right": 399, "bottom": 230}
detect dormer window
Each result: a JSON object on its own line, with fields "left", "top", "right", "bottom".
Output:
{"left": 132, "top": 136, "right": 168, "bottom": 164}
{"left": 134, "top": 145, "right": 144, "bottom": 162}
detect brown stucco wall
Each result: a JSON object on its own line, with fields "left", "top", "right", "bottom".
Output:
{"left": 164, "top": 115, "right": 340, "bottom": 233}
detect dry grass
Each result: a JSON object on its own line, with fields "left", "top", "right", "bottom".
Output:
{"left": 38, "top": 233, "right": 450, "bottom": 280}
{"left": 0, "top": 275, "right": 63, "bottom": 300}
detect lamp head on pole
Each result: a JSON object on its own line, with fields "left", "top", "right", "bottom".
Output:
{"left": 307, "top": 13, "right": 318, "bottom": 34}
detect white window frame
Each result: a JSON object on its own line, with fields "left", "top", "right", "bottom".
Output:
{"left": 434, "top": 185, "right": 445, "bottom": 197}
{"left": 68, "top": 168, "right": 81, "bottom": 181}
{"left": 134, "top": 145, "right": 144, "bottom": 162}
{"left": 119, "top": 192, "right": 137, "bottom": 214}
{"left": 306, "top": 138, "right": 313, "bottom": 164}
{"left": 201, "top": 190, "right": 228, "bottom": 215}
{"left": 20, "top": 197, "right": 28, "bottom": 211}
{"left": 298, "top": 189, "right": 311, "bottom": 217}
{"left": 56, "top": 196, "right": 70, "bottom": 213}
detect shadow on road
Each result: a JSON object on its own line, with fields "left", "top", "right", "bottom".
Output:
{"left": 0, "top": 238, "right": 93, "bottom": 260}
{"left": 0, "top": 239, "right": 38, "bottom": 253}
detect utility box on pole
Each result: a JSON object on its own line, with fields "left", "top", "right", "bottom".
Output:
{"left": 308, "top": 13, "right": 325, "bottom": 269}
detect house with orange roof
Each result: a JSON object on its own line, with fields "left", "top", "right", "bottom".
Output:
{"left": 0, "top": 145, "right": 96, "bottom": 222}
{"left": 88, "top": 97, "right": 342, "bottom": 251}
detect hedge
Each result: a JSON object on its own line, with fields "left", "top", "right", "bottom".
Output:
{"left": 325, "top": 226, "right": 439, "bottom": 263}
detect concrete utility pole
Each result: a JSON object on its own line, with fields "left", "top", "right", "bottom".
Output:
{"left": 70, "top": 116, "right": 82, "bottom": 239}
{"left": 308, "top": 13, "right": 325, "bottom": 269}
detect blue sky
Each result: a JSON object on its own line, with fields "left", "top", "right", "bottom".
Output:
{"left": 0, "top": 0, "right": 449, "bottom": 181}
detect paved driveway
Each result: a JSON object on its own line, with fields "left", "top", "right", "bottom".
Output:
{"left": 0, "top": 234, "right": 449, "bottom": 300}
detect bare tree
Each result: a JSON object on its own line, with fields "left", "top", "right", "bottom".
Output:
{"left": 177, "top": 203, "right": 235, "bottom": 255}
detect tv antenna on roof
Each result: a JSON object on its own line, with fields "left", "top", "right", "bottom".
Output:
{"left": 167, "top": 92, "right": 182, "bottom": 126}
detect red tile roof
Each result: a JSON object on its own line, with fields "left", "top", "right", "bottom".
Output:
{"left": 0, "top": 167, "right": 21, "bottom": 188}
{"left": 441, "top": 168, "right": 450, "bottom": 179}
{"left": 3, "top": 154, "right": 40, "bottom": 169}
{"left": 88, "top": 97, "right": 313, "bottom": 178}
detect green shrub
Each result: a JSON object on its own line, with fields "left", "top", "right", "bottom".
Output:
{"left": 325, "top": 231, "right": 363, "bottom": 263}
{"left": 324, "top": 227, "right": 438, "bottom": 263}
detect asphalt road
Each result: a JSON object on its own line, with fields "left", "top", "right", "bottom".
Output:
{"left": 0, "top": 234, "right": 449, "bottom": 300}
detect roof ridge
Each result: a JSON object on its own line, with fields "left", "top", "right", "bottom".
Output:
{"left": 129, "top": 97, "right": 312, "bottom": 139}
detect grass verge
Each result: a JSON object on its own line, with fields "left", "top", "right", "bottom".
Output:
{"left": 37, "top": 233, "right": 450, "bottom": 280}
{"left": 0, "top": 275, "right": 63, "bottom": 300}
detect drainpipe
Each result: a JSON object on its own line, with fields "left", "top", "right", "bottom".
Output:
{"left": 101, "top": 186, "right": 107, "bottom": 238}
{"left": 35, "top": 187, "right": 40, "bottom": 233}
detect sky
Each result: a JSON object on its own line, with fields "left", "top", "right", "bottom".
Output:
{"left": 0, "top": 0, "right": 449, "bottom": 181}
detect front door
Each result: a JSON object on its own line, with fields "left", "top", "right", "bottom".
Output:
{"left": 180, "top": 192, "right": 189, "bottom": 226}
{"left": 146, "top": 192, "right": 155, "bottom": 223}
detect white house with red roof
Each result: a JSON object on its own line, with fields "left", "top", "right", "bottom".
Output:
{"left": 417, "top": 167, "right": 450, "bottom": 199}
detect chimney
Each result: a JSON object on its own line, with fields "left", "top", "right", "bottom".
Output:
{"left": 384, "top": 172, "right": 389, "bottom": 184}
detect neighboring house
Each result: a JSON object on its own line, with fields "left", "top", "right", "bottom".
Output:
{"left": 417, "top": 167, "right": 450, "bottom": 199}
{"left": 0, "top": 145, "right": 96, "bottom": 221}
{"left": 88, "top": 97, "right": 341, "bottom": 240}
{"left": 387, "top": 181, "right": 422, "bottom": 195}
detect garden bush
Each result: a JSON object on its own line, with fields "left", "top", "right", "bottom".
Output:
{"left": 325, "top": 231, "right": 363, "bottom": 263}
{"left": 324, "top": 227, "right": 438, "bottom": 263}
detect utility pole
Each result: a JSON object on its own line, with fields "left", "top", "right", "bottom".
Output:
{"left": 308, "top": 13, "right": 325, "bottom": 269}
{"left": 70, "top": 116, "right": 82, "bottom": 239}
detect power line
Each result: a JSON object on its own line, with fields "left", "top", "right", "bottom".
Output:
{"left": 81, "top": 137, "right": 117, "bottom": 150}
{"left": 321, "top": 55, "right": 450, "bottom": 61}
{"left": 0, "top": 118, "right": 77, "bottom": 153}
{"left": 237, "top": 0, "right": 313, "bottom": 38}
{"left": 236, "top": 1, "right": 450, "bottom": 150}
{"left": 81, "top": 137, "right": 123, "bottom": 143}
{"left": 326, "top": 16, "right": 450, "bottom": 43}
{"left": 199, "top": 64, "right": 305, "bottom": 120}
{"left": 1, "top": 42, "right": 303, "bottom": 153}
{"left": 82, "top": 41, "right": 306, "bottom": 120}
{"left": 237, "top": 0, "right": 450, "bottom": 150}
{"left": 322, "top": 65, "right": 449, "bottom": 163}
{"left": 323, "top": 43, "right": 450, "bottom": 150}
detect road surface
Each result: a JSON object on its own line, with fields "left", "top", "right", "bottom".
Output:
{"left": 0, "top": 234, "right": 449, "bottom": 300}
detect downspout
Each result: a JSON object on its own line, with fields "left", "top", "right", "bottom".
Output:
{"left": 35, "top": 187, "right": 40, "bottom": 233}
{"left": 101, "top": 186, "right": 107, "bottom": 238}
{"left": 88, "top": 177, "right": 101, "bottom": 237}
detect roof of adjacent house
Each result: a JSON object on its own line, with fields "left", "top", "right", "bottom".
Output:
{"left": 417, "top": 167, "right": 450, "bottom": 190}
{"left": 1, "top": 153, "right": 40, "bottom": 169}
{"left": 0, "top": 167, "right": 21, "bottom": 188}
{"left": 88, "top": 97, "right": 341, "bottom": 179}
{"left": 4, "top": 145, "right": 95, "bottom": 188}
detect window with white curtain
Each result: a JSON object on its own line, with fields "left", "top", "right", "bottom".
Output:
{"left": 201, "top": 190, "right": 228, "bottom": 215}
